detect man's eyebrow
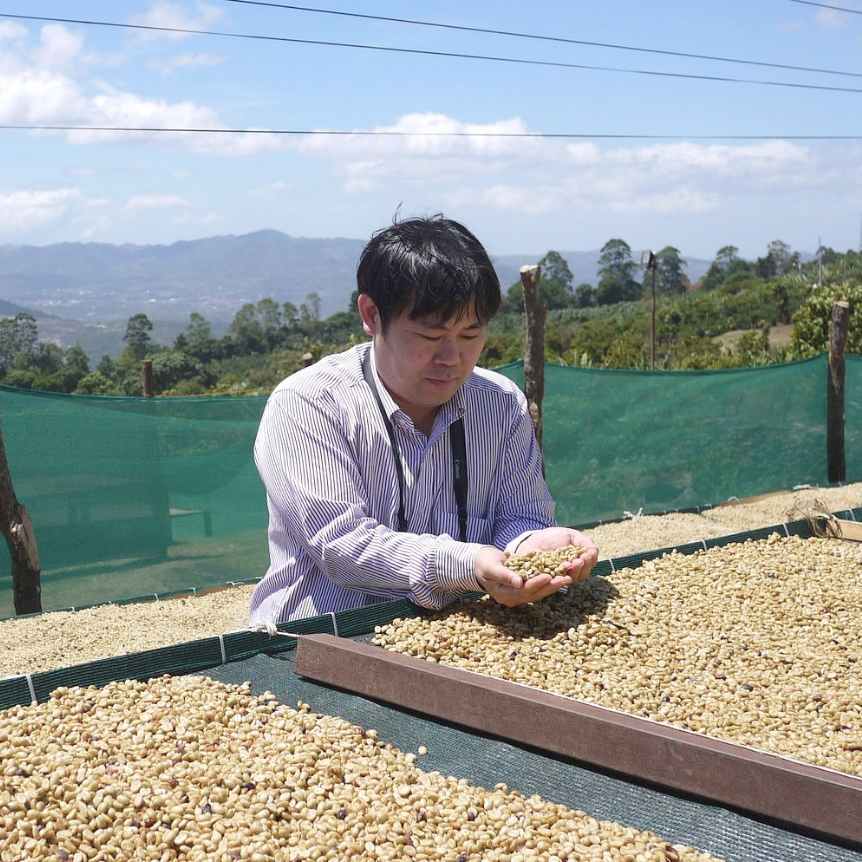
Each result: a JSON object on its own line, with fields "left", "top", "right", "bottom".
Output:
{"left": 414, "top": 318, "right": 484, "bottom": 331}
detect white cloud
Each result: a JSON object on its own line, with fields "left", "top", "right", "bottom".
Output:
{"left": 36, "top": 24, "right": 84, "bottom": 69}
{"left": 446, "top": 184, "right": 566, "bottom": 215}
{"left": 131, "top": 1, "right": 224, "bottom": 40}
{"left": 814, "top": 8, "right": 848, "bottom": 28}
{"left": 124, "top": 194, "right": 189, "bottom": 212}
{"left": 298, "top": 113, "right": 543, "bottom": 161}
{"left": 172, "top": 52, "right": 223, "bottom": 68}
{"left": 0, "top": 188, "right": 81, "bottom": 231}
{"left": 149, "top": 52, "right": 224, "bottom": 75}
{"left": 294, "top": 112, "right": 822, "bottom": 217}
{"left": 0, "top": 65, "right": 91, "bottom": 124}
{"left": 607, "top": 187, "right": 721, "bottom": 215}
{"left": 0, "top": 21, "right": 289, "bottom": 156}
{"left": 250, "top": 180, "right": 291, "bottom": 197}
{"left": 0, "top": 21, "right": 28, "bottom": 42}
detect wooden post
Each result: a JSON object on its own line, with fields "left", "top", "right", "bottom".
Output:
{"left": 0, "top": 417, "right": 41, "bottom": 615}
{"left": 650, "top": 258, "right": 657, "bottom": 370}
{"left": 827, "top": 300, "right": 850, "bottom": 483}
{"left": 520, "top": 265, "right": 547, "bottom": 453}
{"left": 141, "top": 359, "right": 154, "bottom": 397}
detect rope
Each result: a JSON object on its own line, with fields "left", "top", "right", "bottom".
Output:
{"left": 787, "top": 498, "right": 842, "bottom": 539}
{"left": 623, "top": 508, "right": 643, "bottom": 521}
{"left": 217, "top": 634, "right": 227, "bottom": 665}
{"left": 248, "top": 620, "right": 305, "bottom": 639}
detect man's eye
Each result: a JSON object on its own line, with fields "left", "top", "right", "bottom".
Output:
{"left": 420, "top": 333, "right": 441, "bottom": 342}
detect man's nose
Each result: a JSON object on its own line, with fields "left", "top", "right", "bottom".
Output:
{"left": 435, "top": 340, "right": 460, "bottom": 365}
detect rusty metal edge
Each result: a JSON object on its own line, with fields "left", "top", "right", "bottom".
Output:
{"left": 294, "top": 633, "right": 862, "bottom": 846}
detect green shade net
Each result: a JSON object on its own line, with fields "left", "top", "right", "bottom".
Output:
{"left": 1, "top": 352, "right": 859, "bottom": 616}
{"left": 0, "top": 389, "right": 269, "bottom": 616}
{"left": 497, "top": 353, "right": 853, "bottom": 525}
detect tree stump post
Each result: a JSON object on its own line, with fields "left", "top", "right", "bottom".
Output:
{"left": 141, "top": 359, "right": 154, "bottom": 397}
{"left": 520, "top": 265, "right": 547, "bottom": 456}
{"left": 0, "top": 417, "right": 41, "bottom": 615}
{"left": 827, "top": 300, "right": 851, "bottom": 483}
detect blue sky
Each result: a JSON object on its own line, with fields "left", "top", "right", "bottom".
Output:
{"left": 3, "top": 0, "right": 862, "bottom": 262}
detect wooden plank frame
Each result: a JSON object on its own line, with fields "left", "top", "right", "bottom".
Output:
{"left": 836, "top": 519, "right": 862, "bottom": 542}
{"left": 294, "top": 634, "right": 862, "bottom": 847}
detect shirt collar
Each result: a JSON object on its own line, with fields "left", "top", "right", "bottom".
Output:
{"left": 367, "top": 344, "right": 468, "bottom": 428}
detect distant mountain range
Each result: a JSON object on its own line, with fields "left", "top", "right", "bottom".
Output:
{"left": 0, "top": 230, "right": 713, "bottom": 358}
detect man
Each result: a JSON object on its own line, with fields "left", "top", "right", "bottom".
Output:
{"left": 250, "top": 215, "right": 598, "bottom": 624}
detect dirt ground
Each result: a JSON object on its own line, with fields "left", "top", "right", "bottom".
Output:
{"left": 1, "top": 482, "right": 859, "bottom": 678}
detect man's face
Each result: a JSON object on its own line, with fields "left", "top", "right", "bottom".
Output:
{"left": 358, "top": 294, "right": 486, "bottom": 424}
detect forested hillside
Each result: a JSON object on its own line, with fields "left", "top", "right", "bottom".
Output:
{"left": 1, "top": 239, "right": 858, "bottom": 397}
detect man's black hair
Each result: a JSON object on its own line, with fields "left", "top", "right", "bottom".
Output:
{"left": 356, "top": 214, "right": 501, "bottom": 331}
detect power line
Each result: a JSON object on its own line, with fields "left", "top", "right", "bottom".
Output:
{"left": 213, "top": 0, "right": 862, "bottom": 80}
{"left": 773, "top": 0, "right": 862, "bottom": 15}
{"left": 4, "top": 12, "right": 862, "bottom": 96}
{"left": 3, "top": 124, "right": 862, "bottom": 140}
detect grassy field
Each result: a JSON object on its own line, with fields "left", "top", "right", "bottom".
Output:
{"left": 712, "top": 323, "right": 794, "bottom": 355}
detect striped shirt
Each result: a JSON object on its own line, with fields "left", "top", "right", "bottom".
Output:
{"left": 249, "top": 342, "right": 555, "bottom": 624}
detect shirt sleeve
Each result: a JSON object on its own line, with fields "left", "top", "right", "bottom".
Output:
{"left": 491, "top": 390, "right": 556, "bottom": 550}
{"left": 254, "top": 389, "right": 483, "bottom": 609}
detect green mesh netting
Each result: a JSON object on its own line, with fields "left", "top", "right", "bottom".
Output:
{"left": 0, "top": 388, "right": 269, "bottom": 616}
{"left": 498, "top": 353, "right": 858, "bottom": 526}
{"left": 1, "top": 352, "right": 860, "bottom": 616}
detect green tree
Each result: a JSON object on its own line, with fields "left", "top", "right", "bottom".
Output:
{"left": 503, "top": 251, "right": 576, "bottom": 311}
{"left": 0, "top": 313, "right": 39, "bottom": 374}
{"left": 257, "top": 298, "right": 283, "bottom": 347}
{"left": 97, "top": 354, "right": 118, "bottom": 379}
{"left": 537, "top": 250, "right": 574, "bottom": 307}
{"left": 654, "top": 247, "right": 687, "bottom": 296}
{"left": 31, "top": 342, "right": 65, "bottom": 375}
{"left": 755, "top": 240, "right": 799, "bottom": 279}
{"left": 300, "top": 292, "right": 322, "bottom": 325}
{"left": 64, "top": 345, "right": 90, "bottom": 376}
{"left": 151, "top": 350, "right": 214, "bottom": 393}
{"left": 700, "top": 245, "right": 753, "bottom": 291}
{"left": 2, "top": 369, "right": 36, "bottom": 389}
{"left": 183, "top": 312, "right": 213, "bottom": 348}
{"left": 123, "top": 313, "right": 154, "bottom": 360}
{"left": 75, "top": 370, "right": 119, "bottom": 395}
{"left": 791, "top": 268, "right": 862, "bottom": 357}
{"left": 596, "top": 239, "right": 640, "bottom": 305}
{"left": 227, "top": 303, "right": 265, "bottom": 353}
{"left": 572, "top": 283, "right": 596, "bottom": 307}
{"left": 282, "top": 301, "right": 299, "bottom": 326}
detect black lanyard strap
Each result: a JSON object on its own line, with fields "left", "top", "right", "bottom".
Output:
{"left": 362, "top": 349, "right": 468, "bottom": 542}
{"left": 450, "top": 416, "right": 468, "bottom": 545}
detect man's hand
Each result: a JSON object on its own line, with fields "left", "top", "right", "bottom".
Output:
{"left": 514, "top": 527, "right": 599, "bottom": 586}
{"left": 474, "top": 546, "right": 574, "bottom": 607}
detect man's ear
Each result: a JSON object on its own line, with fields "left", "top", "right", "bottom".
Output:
{"left": 357, "top": 293, "right": 380, "bottom": 337}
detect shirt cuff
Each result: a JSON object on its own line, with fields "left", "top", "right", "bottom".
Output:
{"left": 434, "top": 540, "right": 486, "bottom": 595}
